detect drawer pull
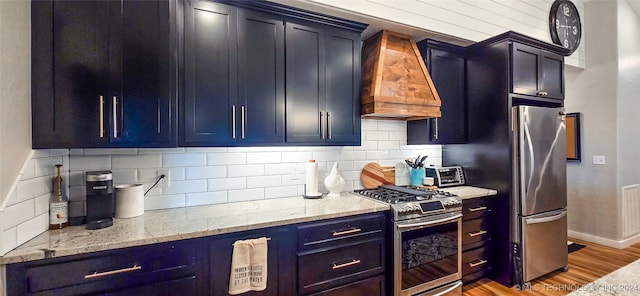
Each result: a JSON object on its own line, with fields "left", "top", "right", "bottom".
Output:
{"left": 468, "top": 206, "right": 488, "bottom": 212}
{"left": 468, "top": 230, "right": 487, "bottom": 237}
{"left": 332, "top": 259, "right": 361, "bottom": 270}
{"left": 469, "top": 259, "right": 488, "bottom": 268}
{"left": 84, "top": 265, "right": 141, "bottom": 279}
{"left": 332, "top": 228, "right": 362, "bottom": 237}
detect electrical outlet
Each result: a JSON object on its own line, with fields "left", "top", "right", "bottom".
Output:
{"left": 593, "top": 155, "right": 606, "bottom": 165}
{"left": 157, "top": 169, "right": 171, "bottom": 188}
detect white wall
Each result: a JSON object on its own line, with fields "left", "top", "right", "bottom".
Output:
{"left": 279, "top": 0, "right": 586, "bottom": 68}
{"left": 0, "top": 1, "right": 32, "bottom": 211}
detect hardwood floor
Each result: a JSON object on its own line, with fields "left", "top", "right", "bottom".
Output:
{"left": 463, "top": 239, "right": 640, "bottom": 296}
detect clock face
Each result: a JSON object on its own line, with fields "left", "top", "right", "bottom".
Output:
{"left": 549, "top": 0, "right": 581, "bottom": 54}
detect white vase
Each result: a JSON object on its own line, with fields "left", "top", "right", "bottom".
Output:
{"left": 324, "top": 162, "right": 345, "bottom": 198}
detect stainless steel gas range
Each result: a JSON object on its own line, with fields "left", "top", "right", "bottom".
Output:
{"left": 355, "top": 185, "right": 463, "bottom": 296}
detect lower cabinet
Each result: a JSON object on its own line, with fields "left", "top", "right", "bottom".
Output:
{"left": 6, "top": 239, "right": 209, "bottom": 295}
{"left": 209, "top": 226, "right": 296, "bottom": 295}
{"left": 461, "top": 196, "right": 495, "bottom": 284}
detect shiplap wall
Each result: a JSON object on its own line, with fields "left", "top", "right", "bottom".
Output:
{"left": 297, "top": 0, "right": 586, "bottom": 68}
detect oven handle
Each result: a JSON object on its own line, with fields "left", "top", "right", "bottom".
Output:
{"left": 396, "top": 213, "right": 462, "bottom": 230}
{"left": 432, "top": 281, "right": 463, "bottom": 296}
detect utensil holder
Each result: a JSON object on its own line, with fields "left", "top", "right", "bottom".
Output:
{"left": 410, "top": 168, "right": 426, "bottom": 186}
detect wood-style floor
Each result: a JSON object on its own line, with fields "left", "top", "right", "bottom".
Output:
{"left": 463, "top": 238, "right": 640, "bottom": 296}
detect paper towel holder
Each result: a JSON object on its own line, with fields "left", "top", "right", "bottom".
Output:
{"left": 302, "top": 184, "right": 323, "bottom": 199}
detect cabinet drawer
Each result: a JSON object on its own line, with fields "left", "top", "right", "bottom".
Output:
{"left": 24, "top": 242, "right": 199, "bottom": 293}
{"left": 462, "top": 218, "right": 492, "bottom": 249}
{"left": 308, "top": 275, "right": 385, "bottom": 296}
{"left": 297, "top": 214, "right": 385, "bottom": 250}
{"left": 298, "top": 239, "right": 384, "bottom": 294}
{"left": 462, "top": 247, "right": 491, "bottom": 276}
{"left": 462, "top": 197, "right": 493, "bottom": 221}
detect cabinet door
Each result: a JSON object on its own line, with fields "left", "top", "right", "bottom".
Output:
{"left": 540, "top": 51, "right": 564, "bottom": 99}
{"left": 209, "top": 228, "right": 295, "bottom": 296}
{"left": 32, "top": 0, "right": 110, "bottom": 148}
{"left": 408, "top": 44, "right": 465, "bottom": 144}
{"left": 237, "top": 10, "right": 285, "bottom": 144}
{"left": 109, "top": 0, "right": 175, "bottom": 146}
{"left": 325, "top": 29, "right": 361, "bottom": 145}
{"left": 511, "top": 43, "right": 541, "bottom": 97}
{"left": 285, "top": 22, "right": 326, "bottom": 143}
{"left": 183, "top": 0, "right": 238, "bottom": 145}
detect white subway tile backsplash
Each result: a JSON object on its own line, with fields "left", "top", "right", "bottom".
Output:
{"left": 247, "top": 176, "right": 281, "bottom": 188}
{"left": 69, "top": 170, "right": 85, "bottom": 186}
{"left": 312, "top": 151, "right": 341, "bottom": 162}
{"left": 163, "top": 180, "right": 207, "bottom": 195}
{"left": 138, "top": 148, "right": 185, "bottom": 154}
{"left": 366, "top": 150, "right": 390, "bottom": 160}
{"left": 34, "top": 194, "right": 49, "bottom": 216}
{"left": 228, "top": 188, "right": 264, "bottom": 203}
{"left": 69, "top": 200, "right": 85, "bottom": 217}
{"left": 339, "top": 150, "right": 367, "bottom": 161}
{"left": 186, "top": 147, "right": 227, "bottom": 153}
{"left": 389, "top": 131, "right": 406, "bottom": 141}
{"left": 20, "top": 159, "right": 35, "bottom": 181}
{"left": 247, "top": 152, "right": 281, "bottom": 164}
{"left": 378, "top": 141, "right": 401, "bottom": 150}
{"left": 3, "top": 200, "right": 35, "bottom": 229}
{"left": 17, "top": 176, "right": 50, "bottom": 202}
{"left": 366, "top": 131, "right": 389, "bottom": 141}
{"left": 70, "top": 156, "right": 111, "bottom": 171}
{"left": 6, "top": 187, "right": 18, "bottom": 207}
{"left": 265, "top": 186, "right": 298, "bottom": 199}
{"left": 186, "top": 192, "right": 227, "bottom": 207}
{"left": 112, "top": 169, "right": 138, "bottom": 186}
{"left": 378, "top": 120, "right": 405, "bottom": 131}
{"left": 228, "top": 165, "right": 264, "bottom": 177}
{"left": 69, "top": 186, "right": 86, "bottom": 202}
{"left": 361, "top": 119, "right": 378, "bottom": 130}
{"left": 84, "top": 148, "right": 138, "bottom": 155}
{"left": 354, "top": 140, "right": 377, "bottom": 151}
{"left": 33, "top": 150, "right": 51, "bottom": 158}
{"left": 163, "top": 153, "right": 206, "bottom": 167}
{"left": 17, "top": 213, "right": 48, "bottom": 246}
{"left": 49, "top": 149, "right": 69, "bottom": 157}
{"left": 186, "top": 166, "right": 226, "bottom": 180}
{"left": 1, "top": 227, "right": 17, "bottom": 256}
{"left": 145, "top": 194, "right": 186, "bottom": 210}
{"left": 281, "top": 174, "right": 305, "bottom": 186}
{"left": 281, "top": 151, "right": 313, "bottom": 163}
{"left": 69, "top": 149, "right": 84, "bottom": 156}
{"left": 229, "top": 147, "right": 265, "bottom": 152}
{"left": 207, "top": 153, "right": 246, "bottom": 166}
{"left": 265, "top": 163, "right": 298, "bottom": 175}
{"left": 263, "top": 147, "right": 298, "bottom": 152}
{"left": 112, "top": 154, "right": 160, "bottom": 169}
{"left": 208, "top": 177, "right": 246, "bottom": 191}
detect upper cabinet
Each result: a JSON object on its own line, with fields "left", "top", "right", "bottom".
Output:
{"left": 511, "top": 42, "right": 564, "bottom": 100}
{"left": 31, "top": 0, "right": 177, "bottom": 148}
{"left": 182, "top": 0, "right": 285, "bottom": 146}
{"left": 285, "top": 22, "right": 361, "bottom": 145}
{"left": 408, "top": 40, "right": 466, "bottom": 145}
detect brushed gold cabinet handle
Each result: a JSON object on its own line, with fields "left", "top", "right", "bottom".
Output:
{"left": 468, "top": 206, "right": 488, "bottom": 212}
{"left": 99, "top": 96, "right": 104, "bottom": 138}
{"left": 468, "top": 230, "right": 487, "bottom": 237}
{"left": 332, "top": 228, "right": 362, "bottom": 237}
{"left": 469, "top": 259, "right": 487, "bottom": 268}
{"left": 112, "top": 96, "right": 118, "bottom": 138}
{"left": 332, "top": 259, "right": 361, "bottom": 270}
{"left": 84, "top": 264, "right": 141, "bottom": 279}
{"left": 232, "top": 105, "right": 236, "bottom": 139}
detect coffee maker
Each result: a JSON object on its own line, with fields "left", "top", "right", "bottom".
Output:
{"left": 85, "top": 171, "right": 114, "bottom": 229}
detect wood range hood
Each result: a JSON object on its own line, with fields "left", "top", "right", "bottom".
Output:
{"left": 360, "top": 30, "right": 442, "bottom": 120}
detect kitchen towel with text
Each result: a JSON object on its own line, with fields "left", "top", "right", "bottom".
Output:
{"left": 228, "top": 237, "right": 268, "bottom": 295}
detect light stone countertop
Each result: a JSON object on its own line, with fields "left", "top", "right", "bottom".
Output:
{"left": 439, "top": 186, "right": 498, "bottom": 200}
{"left": 0, "top": 192, "right": 389, "bottom": 265}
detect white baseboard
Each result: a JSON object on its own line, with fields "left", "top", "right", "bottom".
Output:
{"left": 568, "top": 230, "right": 640, "bottom": 249}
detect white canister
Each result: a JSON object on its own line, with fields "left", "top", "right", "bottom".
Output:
{"left": 114, "top": 184, "right": 144, "bottom": 218}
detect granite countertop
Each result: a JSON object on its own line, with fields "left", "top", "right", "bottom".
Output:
{"left": 440, "top": 186, "right": 498, "bottom": 200}
{"left": 0, "top": 192, "right": 389, "bottom": 265}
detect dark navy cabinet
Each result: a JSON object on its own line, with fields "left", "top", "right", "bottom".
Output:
{"left": 407, "top": 40, "right": 466, "bottom": 145}
{"left": 31, "top": 0, "right": 177, "bottom": 148}
{"left": 285, "top": 23, "right": 361, "bottom": 145}
{"left": 511, "top": 42, "right": 564, "bottom": 100}
{"left": 182, "top": 0, "right": 285, "bottom": 146}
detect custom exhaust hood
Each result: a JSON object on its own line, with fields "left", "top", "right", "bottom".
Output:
{"left": 360, "top": 30, "right": 442, "bottom": 120}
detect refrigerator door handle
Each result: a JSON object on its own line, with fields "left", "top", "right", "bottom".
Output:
{"left": 526, "top": 211, "right": 567, "bottom": 225}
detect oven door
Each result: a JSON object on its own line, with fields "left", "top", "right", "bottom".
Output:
{"left": 394, "top": 212, "right": 462, "bottom": 296}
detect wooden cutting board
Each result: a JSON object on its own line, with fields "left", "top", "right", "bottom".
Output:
{"left": 360, "top": 163, "right": 395, "bottom": 189}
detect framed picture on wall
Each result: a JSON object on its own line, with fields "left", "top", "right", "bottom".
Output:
{"left": 566, "top": 112, "right": 581, "bottom": 161}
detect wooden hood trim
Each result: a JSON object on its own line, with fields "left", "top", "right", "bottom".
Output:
{"left": 360, "top": 30, "right": 442, "bottom": 120}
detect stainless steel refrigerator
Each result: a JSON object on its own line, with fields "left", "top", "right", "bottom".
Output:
{"left": 512, "top": 105, "right": 568, "bottom": 284}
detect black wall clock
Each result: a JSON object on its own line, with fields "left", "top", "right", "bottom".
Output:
{"left": 549, "top": 0, "right": 582, "bottom": 55}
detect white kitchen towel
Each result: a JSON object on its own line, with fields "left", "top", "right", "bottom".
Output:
{"left": 228, "top": 239, "right": 252, "bottom": 295}
{"left": 228, "top": 237, "right": 268, "bottom": 295}
{"left": 249, "top": 237, "right": 268, "bottom": 291}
